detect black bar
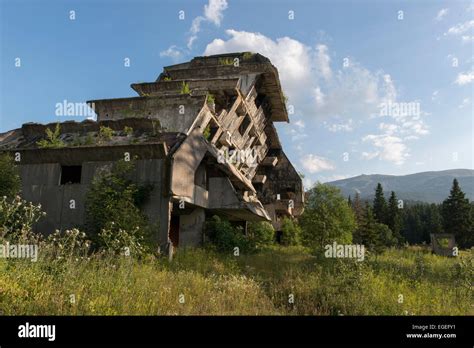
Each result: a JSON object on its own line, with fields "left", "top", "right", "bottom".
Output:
{"left": 0, "top": 316, "right": 472, "bottom": 346}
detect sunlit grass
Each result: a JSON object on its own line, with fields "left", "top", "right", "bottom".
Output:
{"left": 0, "top": 246, "right": 472, "bottom": 315}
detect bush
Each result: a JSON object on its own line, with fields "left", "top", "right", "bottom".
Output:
{"left": 43, "top": 228, "right": 91, "bottom": 260}
{"left": 204, "top": 216, "right": 251, "bottom": 253}
{"left": 98, "top": 222, "right": 148, "bottom": 257}
{"left": 84, "top": 160, "right": 153, "bottom": 251}
{"left": 0, "top": 196, "right": 45, "bottom": 243}
{"left": 375, "top": 223, "right": 398, "bottom": 251}
{"left": 280, "top": 217, "right": 301, "bottom": 246}
{"left": 0, "top": 153, "right": 21, "bottom": 198}
{"left": 99, "top": 126, "right": 114, "bottom": 142}
{"left": 247, "top": 221, "right": 274, "bottom": 249}
{"left": 300, "top": 183, "right": 355, "bottom": 250}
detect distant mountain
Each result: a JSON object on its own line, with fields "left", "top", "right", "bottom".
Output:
{"left": 326, "top": 169, "right": 474, "bottom": 203}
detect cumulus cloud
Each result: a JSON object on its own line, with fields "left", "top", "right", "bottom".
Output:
{"left": 160, "top": 0, "right": 229, "bottom": 59}
{"left": 188, "top": 0, "right": 228, "bottom": 49}
{"left": 300, "top": 154, "right": 335, "bottom": 173}
{"left": 205, "top": 29, "right": 313, "bottom": 99}
{"left": 159, "top": 45, "right": 184, "bottom": 62}
{"left": 455, "top": 70, "right": 474, "bottom": 85}
{"left": 362, "top": 134, "right": 409, "bottom": 165}
{"left": 204, "top": 29, "right": 397, "bottom": 122}
{"left": 203, "top": 29, "right": 428, "bottom": 166}
{"left": 204, "top": 0, "right": 228, "bottom": 25}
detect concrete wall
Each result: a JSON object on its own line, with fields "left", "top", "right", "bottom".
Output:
{"left": 178, "top": 207, "right": 205, "bottom": 247}
{"left": 94, "top": 95, "right": 205, "bottom": 134}
{"left": 18, "top": 159, "right": 168, "bottom": 244}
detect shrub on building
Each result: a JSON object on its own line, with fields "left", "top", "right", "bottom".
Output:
{"left": 84, "top": 160, "right": 153, "bottom": 252}
{"left": 36, "top": 123, "right": 65, "bottom": 148}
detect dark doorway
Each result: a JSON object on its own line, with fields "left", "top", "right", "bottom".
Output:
{"left": 60, "top": 165, "right": 82, "bottom": 185}
{"left": 169, "top": 215, "right": 180, "bottom": 248}
{"left": 275, "top": 230, "right": 283, "bottom": 244}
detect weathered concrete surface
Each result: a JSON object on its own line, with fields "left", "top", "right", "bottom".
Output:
{"left": 179, "top": 207, "right": 206, "bottom": 247}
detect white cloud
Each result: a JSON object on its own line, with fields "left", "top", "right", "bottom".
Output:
{"left": 300, "top": 154, "right": 335, "bottom": 173}
{"left": 204, "top": 0, "right": 228, "bottom": 26}
{"left": 326, "top": 119, "right": 353, "bottom": 132}
{"left": 435, "top": 8, "right": 449, "bottom": 21}
{"left": 159, "top": 45, "right": 184, "bottom": 62}
{"left": 203, "top": 29, "right": 428, "bottom": 167}
{"left": 362, "top": 134, "right": 409, "bottom": 165}
{"left": 205, "top": 30, "right": 313, "bottom": 97}
{"left": 455, "top": 70, "right": 474, "bottom": 85}
{"left": 315, "top": 44, "right": 332, "bottom": 80}
{"left": 431, "top": 90, "right": 439, "bottom": 101}
{"left": 379, "top": 122, "right": 399, "bottom": 135}
{"left": 361, "top": 151, "right": 378, "bottom": 160}
{"left": 161, "top": 0, "right": 229, "bottom": 56}
{"left": 313, "top": 87, "right": 325, "bottom": 106}
{"left": 445, "top": 20, "right": 474, "bottom": 36}
{"left": 187, "top": 0, "right": 229, "bottom": 49}
{"left": 204, "top": 29, "right": 396, "bottom": 122}
{"left": 462, "top": 35, "right": 474, "bottom": 43}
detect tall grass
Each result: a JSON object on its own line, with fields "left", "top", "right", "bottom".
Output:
{"left": 0, "top": 246, "right": 472, "bottom": 315}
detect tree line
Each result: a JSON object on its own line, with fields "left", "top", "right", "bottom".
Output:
{"left": 294, "top": 178, "right": 473, "bottom": 254}
{"left": 346, "top": 178, "right": 473, "bottom": 250}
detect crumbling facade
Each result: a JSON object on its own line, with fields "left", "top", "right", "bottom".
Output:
{"left": 0, "top": 53, "right": 304, "bottom": 248}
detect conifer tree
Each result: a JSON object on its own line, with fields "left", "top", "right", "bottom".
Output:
{"left": 373, "top": 183, "right": 387, "bottom": 224}
{"left": 353, "top": 202, "right": 378, "bottom": 251}
{"left": 387, "top": 191, "right": 402, "bottom": 244}
{"left": 441, "top": 179, "right": 473, "bottom": 248}
{"left": 352, "top": 192, "right": 364, "bottom": 224}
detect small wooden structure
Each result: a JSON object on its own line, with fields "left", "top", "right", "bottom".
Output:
{"left": 430, "top": 233, "right": 456, "bottom": 257}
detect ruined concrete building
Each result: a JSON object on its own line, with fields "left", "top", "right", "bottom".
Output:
{"left": 0, "top": 53, "right": 304, "bottom": 249}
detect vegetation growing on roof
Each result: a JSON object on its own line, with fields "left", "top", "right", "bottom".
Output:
{"left": 206, "top": 94, "right": 215, "bottom": 105}
{"left": 242, "top": 52, "right": 254, "bottom": 60}
{"left": 36, "top": 123, "right": 65, "bottom": 149}
{"left": 84, "top": 133, "right": 94, "bottom": 145}
{"left": 123, "top": 126, "right": 133, "bottom": 136}
{"left": 99, "top": 126, "right": 114, "bottom": 142}
{"left": 180, "top": 81, "right": 190, "bottom": 95}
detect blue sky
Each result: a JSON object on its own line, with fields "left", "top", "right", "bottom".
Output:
{"left": 1, "top": 0, "right": 472, "bottom": 186}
